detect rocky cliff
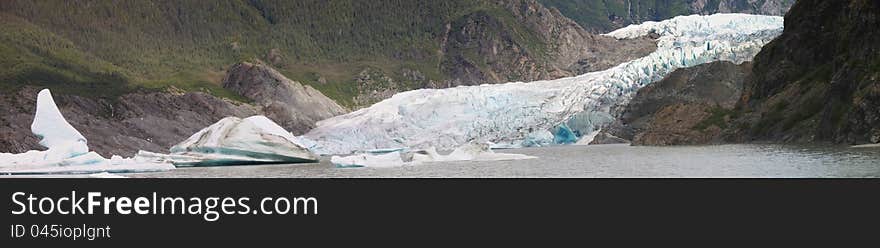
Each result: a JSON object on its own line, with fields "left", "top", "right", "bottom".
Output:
{"left": 437, "top": 0, "right": 657, "bottom": 87}
{"left": 222, "top": 62, "right": 346, "bottom": 134}
{"left": 731, "top": 0, "right": 880, "bottom": 145}
{"left": 593, "top": 61, "right": 750, "bottom": 145}
{"left": 602, "top": 0, "right": 880, "bottom": 146}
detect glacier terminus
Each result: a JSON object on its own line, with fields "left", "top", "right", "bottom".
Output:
{"left": 302, "top": 14, "right": 785, "bottom": 155}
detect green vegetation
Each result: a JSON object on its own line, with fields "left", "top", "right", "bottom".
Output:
{"left": 781, "top": 95, "right": 823, "bottom": 131}
{"left": 752, "top": 100, "right": 788, "bottom": 135}
{"left": 0, "top": 0, "right": 552, "bottom": 107}
{"left": 694, "top": 106, "right": 737, "bottom": 131}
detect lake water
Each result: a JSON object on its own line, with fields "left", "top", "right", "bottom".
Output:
{"left": 127, "top": 144, "right": 880, "bottom": 178}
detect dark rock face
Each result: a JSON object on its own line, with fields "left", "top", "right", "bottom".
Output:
{"left": 599, "top": 61, "right": 750, "bottom": 145}
{"left": 222, "top": 62, "right": 347, "bottom": 134}
{"left": 734, "top": 0, "right": 880, "bottom": 145}
{"left": 0, "top": 87, "right": 259, "bottom": 157}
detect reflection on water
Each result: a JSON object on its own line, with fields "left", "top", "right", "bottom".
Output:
{"left": 129, "top": 144, "right": 880, "bottom": 178}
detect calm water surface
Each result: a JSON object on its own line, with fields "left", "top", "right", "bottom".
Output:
{"left": 128, "top": 144, "right": 880, "bottom": 178}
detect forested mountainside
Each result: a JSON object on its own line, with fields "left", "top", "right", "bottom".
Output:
{"left": 0, "top": 0, "right": 655, "bottom": 108}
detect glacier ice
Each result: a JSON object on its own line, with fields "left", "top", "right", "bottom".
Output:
{"left": 304, "top": 14, "right": 784, "bottom": 155}
{"left": 138, "top": 116, "right": 318, "bottom": 166}
{"left": 330, "top": 142, "right": 536, "bottom": 168}
{"left": 0, "top": 89, "right": 174, "bottom": 174}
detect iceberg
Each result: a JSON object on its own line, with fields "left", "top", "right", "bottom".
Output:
{"left": 138, "top": 116, "right": 318, "bottom": 166}
{"left": 411, "top": 143, "right": 536, "bottom": 163}
{"left": 88, "top": 172, "right": 127, "bottom": 178}
{"left": 330, "top": 151, "right": 407, "bottom": 168}
{"left": 0, "top": 89, "right": 173, "bottom": 174}
{"left": 330, "top": 142, "right": 536, "bottom": 168}
{"left": 304, "top": 14, "right": 784, "bottom": 155}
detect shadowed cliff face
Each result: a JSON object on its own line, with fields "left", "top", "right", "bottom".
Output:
{"left": 732, "top": 0, "right": 880, "bottom": 144}
{"left": 600, "top": 0, "right": 880, "bottom": 146}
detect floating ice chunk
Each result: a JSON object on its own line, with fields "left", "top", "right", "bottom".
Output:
{"left": 88, "top": 172, "right": 127, "bottom": 178}
{"left": 304, "top": 14, "right": 784, "bottom": 155}
{"left": 850, "top": 143, "right": 880, "bottom": 148}
{"left": 330, "top": 151, "right": 406, "bottom": 168}
{"left": 413, "top": 143, "right": 536, "bottom": 163}
{"left": 143, "top": 116, "right": 318, "bottom": 166}
{"left": 331, "top": 143, "right": 535, "bottom": 168}
{"left": 365, "top": 147, "right": 409, "bottom": 154}
{"left": 0, "top": 89, "right": 173, "bottom": 174}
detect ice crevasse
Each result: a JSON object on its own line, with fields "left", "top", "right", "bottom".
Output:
{"left": 303, "top": 14, "right": 785, "bottom": 155}
{"left": 0, "top": 89, "right": 174, "bottom": 174}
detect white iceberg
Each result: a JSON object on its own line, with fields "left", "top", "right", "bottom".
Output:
{"left": 330, "top": 142, "right": 535, "bottom": 168}
{"left": 88, "top": 172, "right": 128, "bottom": 178}
{"left": 304, "top": 14, "right": 784, "bottom": 155}
{"left": 138, "top": 116, "right": 318, "bottom": 166}
{"left": 411, "top": 143, "right": 536, "bottom": 163}
{"left": 330, "top": 151, "right": 407, "bottom": 168}
{"left": 0, "top": 89, "right": 173, "bottom": 174}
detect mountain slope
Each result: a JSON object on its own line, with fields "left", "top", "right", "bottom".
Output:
{"left": 0, "top": 0, "right": 655, "bottom": 108}
{"left": 731, "top": 0, "right": 880, "bottom": 144}
{"left": 594, "top": 61, "right": 751, "bottom": 145}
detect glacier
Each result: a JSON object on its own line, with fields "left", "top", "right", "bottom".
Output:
{"left": 136, "top": 116, "right": 318, "bottom": 166}
{"left": 330, "top": 142, "right": 536, "bottom": 168}
{"left": 303, "top": 14, "right": 785, "bottom": 155}
{"left": 0, "top": 89, "right": 174, "bottom": 174}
